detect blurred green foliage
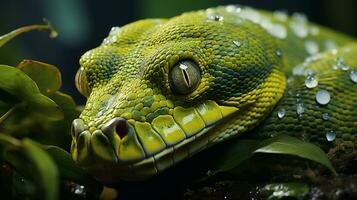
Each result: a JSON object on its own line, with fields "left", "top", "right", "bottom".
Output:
{"left": 0, "top": 25, "right": 102, "bottom": 200}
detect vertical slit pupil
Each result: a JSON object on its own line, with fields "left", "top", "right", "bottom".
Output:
{"left": 115, "top": 120, "right": 128, "bottom": 138}
{"left": 182, "top": 68, "right": 191, "bottom": 88}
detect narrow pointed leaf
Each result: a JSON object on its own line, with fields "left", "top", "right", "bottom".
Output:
{"left": 254, "top": 135, "right": 336, "bottom": 174}
{"left": 210, "top": 135, "right": 336, "bottom": 177}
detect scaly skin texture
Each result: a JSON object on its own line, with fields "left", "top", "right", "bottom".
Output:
{"left": 71, "top": 5, "right": 357, "bottom": 183}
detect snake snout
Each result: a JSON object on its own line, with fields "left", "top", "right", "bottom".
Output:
{"left": 70, "top": 118, "right": 120, "bottom": 166}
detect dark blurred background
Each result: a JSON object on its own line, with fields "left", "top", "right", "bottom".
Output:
{"left": 0, "top": 0, "right": 356, "bottom": 104}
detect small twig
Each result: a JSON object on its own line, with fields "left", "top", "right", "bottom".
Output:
{"left": 0, "top": 104, "right": 20, "bottom": 125}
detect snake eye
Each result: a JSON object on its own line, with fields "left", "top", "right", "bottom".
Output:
{"left": 169, "top": 60, "right": 201, "bottom": 95}
{"left": 75, "top": 67, "right": 92, "bottom": 97}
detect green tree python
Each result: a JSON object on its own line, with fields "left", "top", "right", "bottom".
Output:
{"left": 70, "top": 5, "right": 357, "bottom": 183}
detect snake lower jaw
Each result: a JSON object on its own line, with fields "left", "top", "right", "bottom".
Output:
{"left": 70, "top": 100, "right": 242, "bottom": 182}
{"left": 71, "top": 118, "right": 218, "bottom": 182}
{"left": 71, "top": 119, "right": 234, "bottom": 182}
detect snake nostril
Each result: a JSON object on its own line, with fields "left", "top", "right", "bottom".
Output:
{"left": 115, "top": 119, "right": 128, "bottom": 139}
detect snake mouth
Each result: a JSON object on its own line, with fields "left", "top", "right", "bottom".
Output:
{"left": 71, "top": 100, "right": 239, "bottom": 182}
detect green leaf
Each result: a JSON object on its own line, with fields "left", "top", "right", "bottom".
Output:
{"left": 210, "top": 140, "right": 259, "bottom": 176}
{"left": 18, "top": 60, "right": 62, "bottom": 95}
{"left": 254, "top": 135, "right": 336, "bottom": 174}
{"left": 0, "top": 65, "right": 63, "bottom": 121}
{"left": 4, "top": 139, "right": 59, "bottom": 200}
{"left": 49, "top": 91, "right": 80, "bottom": 120}
{"left": 44, "top": 146, "right": 103, "bottom": 195}
{"left": 0, "top": 23, "right": 57, "bottom": 48}
{"left": 21, "top": 139, "right": 59, "bottom": 200}
{"left": 262, "top": 182, "right": 309, "bottom": 200}
{"left": 210, "top": 135, "right": 336, "bottom": 176}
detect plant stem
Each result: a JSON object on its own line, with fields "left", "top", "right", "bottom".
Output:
{"left": 0, "top": 104, "right": 19, "bottom": 125}
{"left": 0, "top": 133, "right": 21, "bottom": 147}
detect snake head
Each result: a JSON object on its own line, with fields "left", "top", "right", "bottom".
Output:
{"left": 71, "top": 5, "right": 286, "bottom": 183}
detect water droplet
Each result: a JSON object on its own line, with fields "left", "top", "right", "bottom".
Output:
{"left": 335, "top": 58, "right": 350, "bottom": 71}
{"left": 277, "top": 108, "right": 286, "bottom": 119}
{"left": 316, "top": 89, "right": 331, "bottom": 105}
{"left": 207, "top": 12, "right": 223, "bottom": 22}
{"left": 305, "top": 75, "right": 318, "bottom": 88}
{"left": 296, "top": 103, "right": 305, "bottom": 116}
{"left": 274, "top": 10, "right": 288, "bottom": 22}
{"left": 225, "top": 5, "right": 236, "bottom": 12}
{"left": 310, "top": 26, "right": 320, "bottom": 35}
{"left": 341, "top": 64, "right": 349, "bottom": 71}
{"left": 350, "top": 70, "right": 357, "bottom": 83}
{"left": 109, "top": 26, "right": 121, "bottom": 35}
{"left": 74, "top": 184, "right": 86, "bottom": 195}
{"left": 287, "top": 77, "right": 294, "bottom": 84}
{"left": 322, "top": 113, "right": 330, "bottom": 121}
{"left": 102, "top": 26, "right": 121, "bottom": 44}
{"left": 325, "top": 40, "right": 337, "bottom": 50}
{"left": 275, "top": 48, "right": 282, "bottom": 57}
{"left": 240, "top": 8, "right": 261, "bottom": 23}
{"left": 207, "top": 170, "right": 214, "bottom": 176}
{"left": 290, "top": 13, "right": 309, "bottom": 38}
{"left": 326, "top": 130, "right": 336, "bottom": 142}
{"left": 292, "top": 64, "right": 306, "bottom": 75}
{"left": 304, "top": 40, "right": 319, "bottom": 55}
{"left": 233, "top": 40, "right": 241, "bottom": 47}
{"left": 331, "top": 49, "right": 338, "bottom": 55}
{"left": 213, "top": 15, "right": 223, "bottom": 21}
{"left": 268, "top": 23, "right": 287, "bottom": 39}
{"left": 260, "top": 18, "right": 272, "bottom": 28}
{"left": 96, "top": 109, "right": 105, "bottom": 117}
{"left": 225, "top": 5, "right": 241, "bottom": 14}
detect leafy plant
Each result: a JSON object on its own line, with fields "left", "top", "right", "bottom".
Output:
{"left": 0, "top": 23, "right": 102, "bottom": 200}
